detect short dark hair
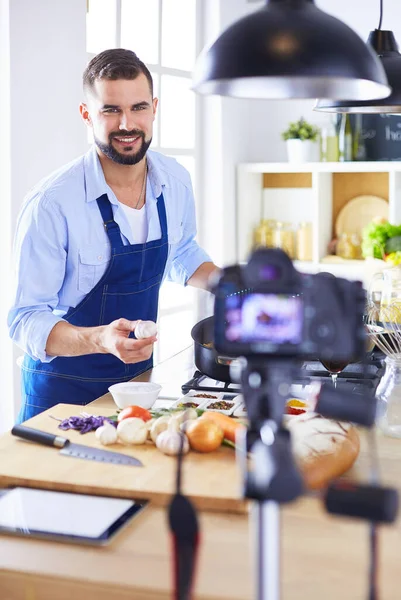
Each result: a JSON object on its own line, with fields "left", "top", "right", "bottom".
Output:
{"left": 83, "top": 48, "right": 153, "bottom": 96}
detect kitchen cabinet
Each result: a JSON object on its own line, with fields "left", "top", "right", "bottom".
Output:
{"left": 236, "top": 161, "right": 401, "bottom": 281}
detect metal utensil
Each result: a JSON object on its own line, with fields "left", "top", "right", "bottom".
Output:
{"left": 11, "top": 425, "right": 143, "bottom": 467}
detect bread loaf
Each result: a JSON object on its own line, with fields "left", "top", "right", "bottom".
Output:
{"left": 286, "top": 413, "right": 360, "bottom": 490}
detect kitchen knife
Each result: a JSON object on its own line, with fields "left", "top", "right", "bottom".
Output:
{"left": 11, "top": 425, "right": 143, "bottom": 467}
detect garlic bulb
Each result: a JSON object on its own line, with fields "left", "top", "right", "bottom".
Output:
{"left": 170, "top": 408, "right": 198, "bottom": 427}
{"left": 146, "top": 418, "right": 156, "bottom": 440}
{"left": 156, "top": 423, "right": 189, "bottom": 456}
{"left": 135, "top": 320, "right": 158, "bottom": 339}
{"left": 117, "top": 417, "right": 148, "bottom": 445}
{"left": 150, "top": 415, "right": 172, "bottom": 443}
{"left": 95, "top": 424, "right": 118, "bottom": 446}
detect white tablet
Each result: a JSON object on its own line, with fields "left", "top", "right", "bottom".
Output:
{"left": 0, "top": 487, "right": 147, "bottom": 546}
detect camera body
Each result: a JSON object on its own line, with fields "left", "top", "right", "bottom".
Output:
{"left": 213, "top": 248, "right": 366, "bottom": 362}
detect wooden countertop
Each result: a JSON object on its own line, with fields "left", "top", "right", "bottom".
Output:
{"left": 1, "top": 348, "right": 401, "bottom": 599}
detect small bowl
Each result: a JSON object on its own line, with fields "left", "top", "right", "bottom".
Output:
{"left": 108, "top": 382, "right": 162, "bottom": 410}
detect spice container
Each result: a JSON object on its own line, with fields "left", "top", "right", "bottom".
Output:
{"left": 296, "top": 222, "right": 313, "bottom": 261}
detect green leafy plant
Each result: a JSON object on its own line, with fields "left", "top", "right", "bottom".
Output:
{"left": 361, "top": 219, "right": 401, "bottom": 259}
{"left": 281, "top": 117, "right": 320, "bottom": 142}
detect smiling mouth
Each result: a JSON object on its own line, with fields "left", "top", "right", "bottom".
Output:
{"left": 113, "top": 136, "right": 142, "bottom": 146}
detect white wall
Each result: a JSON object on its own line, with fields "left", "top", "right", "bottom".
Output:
{"left": 0, "top": 0, "right": 13, "bottom": 432}
{"left": 2, "top": 0, "right": 88, "bottom": 427}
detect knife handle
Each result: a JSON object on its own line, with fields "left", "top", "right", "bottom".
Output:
{"left": 11, "top": 425, "right": 68, "bottom": 448}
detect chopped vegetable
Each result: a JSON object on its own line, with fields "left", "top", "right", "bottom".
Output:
{"left": 57, "top": 415, "right": 116, "bottom": 434}
{"left": 200, "top": 412, "right": 245, "bottom": 444}
{"left": 186, "top": 419, "right": 224, "bottom": 453}
{"left": 117, "top": 417, "right": 148, "bottom": 444}
{"left": 117, "top": 405, "right": 152, "bottom": 423}
{"left": 177, "top": 401, "right": 199, "bottom": 408}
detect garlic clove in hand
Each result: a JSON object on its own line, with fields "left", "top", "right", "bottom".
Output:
{"left": 134, "top": 320, "right": 158, "bottom": 339}
{"left": 95, "top": 424, "right": 118, "bottom": 446}
{"left": 117, "top": 417, "right": 148, "bottom": 444}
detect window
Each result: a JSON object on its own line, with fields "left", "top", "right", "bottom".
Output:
{"left": 86, "top": 0, "right": 200, "bottom": 363}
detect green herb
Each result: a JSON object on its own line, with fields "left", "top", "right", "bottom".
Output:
{"left": 222, "top": 438, "right": 236, "bottom": 450}
{"left": 150, "top": 407, "right": 205, "bottom": 419}
{"left": 361, "top": 220, "right": 401, "bottom": 259}
{"left": 281, "top": 118, "right": 320, "bottom": 142}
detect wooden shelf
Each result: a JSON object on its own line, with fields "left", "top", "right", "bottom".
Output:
{"left": 236, "top": 161, "right": 401, "bottom": 280}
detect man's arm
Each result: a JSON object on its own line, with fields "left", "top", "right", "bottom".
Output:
{"left": 46, "top": 319, "right": 156, "bottom": 364}
{"left": 186, "top": 262, "right": 221, "bottom": 291}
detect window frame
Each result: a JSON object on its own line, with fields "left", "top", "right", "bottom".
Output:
{"left": 86, "top": 0, "right": 202, "bottom": 362}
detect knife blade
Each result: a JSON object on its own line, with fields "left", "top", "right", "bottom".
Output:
{"left": 11, "top": 425, "right": 143, "bottom": 467}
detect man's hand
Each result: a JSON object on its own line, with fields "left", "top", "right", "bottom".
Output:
{"left": 98, "top": 318, "right": 157, "bottom": 364}
{"left": 45, "top": 319, "right": 157, "bottom": 362}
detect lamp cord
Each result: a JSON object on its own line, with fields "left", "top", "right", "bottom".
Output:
{"left": 378, "top": 0, "right": 383, "bottom": 30}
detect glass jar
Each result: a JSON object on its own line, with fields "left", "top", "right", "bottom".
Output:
{"left": 376, "top": 357, "right": 401, "bottom": 438}
{"left": 273, "top": 222, "right": 295, "bottom": 258}
{"left": 336, "top": 232, "right": 360, "bottom": 259}
{"left": 296, "top": 222, "right": 313, "bottom": 261}
{"left": 253, "top": 219, "right": 276, "bottom": 249}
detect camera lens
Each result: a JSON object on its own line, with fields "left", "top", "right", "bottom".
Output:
{"left": 259, "top": 265, "right": 281, "bottom": 281}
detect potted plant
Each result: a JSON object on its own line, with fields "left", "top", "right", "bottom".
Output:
{"left": 282, "top": 118, "right": 320, "bottom": 163}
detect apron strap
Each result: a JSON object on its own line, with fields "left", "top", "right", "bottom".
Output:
{"left": 96, "top": 194, "right": 124, "bottom": 248}
{"left": 156, "top": 192, "right": 168, "bottom": 239}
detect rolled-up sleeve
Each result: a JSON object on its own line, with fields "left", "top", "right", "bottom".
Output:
{"left": 8, "top": 192, "right": 67, "bottom": 362}
{"left": 166, "top": 180, "right": 211, "bottom": 286}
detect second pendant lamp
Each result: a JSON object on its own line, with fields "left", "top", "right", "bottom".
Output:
{"left": 315, "top": 0, "right": 401, "bottom": 113}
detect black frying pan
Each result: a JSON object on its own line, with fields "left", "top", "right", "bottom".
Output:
{"left": 191, "top": 316, "right": 233, "bottom": 383}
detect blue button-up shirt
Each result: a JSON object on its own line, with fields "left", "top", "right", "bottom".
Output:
{"left": 8, "top": 146, "right": 211, "bottom": 362}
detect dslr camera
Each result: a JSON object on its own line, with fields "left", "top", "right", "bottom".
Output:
{"left": 213, "top": 248, "right": 366, "bottom": 363}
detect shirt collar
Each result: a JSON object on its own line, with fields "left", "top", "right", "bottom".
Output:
{"left": 83, "top": 145, "right": 168, "bottom": 203}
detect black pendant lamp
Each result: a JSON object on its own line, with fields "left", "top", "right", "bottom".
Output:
{"left": 192, "top": 0, "right": 390, "bottom": 101}
{"left": 315, "top": 1, "right": 401, "bottom": 113}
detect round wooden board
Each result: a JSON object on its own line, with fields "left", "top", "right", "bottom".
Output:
{"left": 335, "top": 195, "right": 388, "bottom": 237}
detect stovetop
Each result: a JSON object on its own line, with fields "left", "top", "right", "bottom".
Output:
{"left": 181, "top": 351, "right": 386, "bottom": 397}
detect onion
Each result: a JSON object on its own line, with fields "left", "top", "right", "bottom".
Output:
{"left": 186, "top": 419, "right": 224, "bottom": 453}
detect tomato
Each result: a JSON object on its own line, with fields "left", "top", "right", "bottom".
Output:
{"left": 117, "top": 405, "right": 152, "bottom": 422}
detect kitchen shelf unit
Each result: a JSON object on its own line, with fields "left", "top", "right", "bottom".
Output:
{"left": 236, "top": 161, "right": 401, "bottom": 281}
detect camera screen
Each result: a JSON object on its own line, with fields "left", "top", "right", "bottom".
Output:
{"left": 224, "top": 293, "right": 303, "bottom": 345}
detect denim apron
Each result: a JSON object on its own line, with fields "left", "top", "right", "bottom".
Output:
{"left": 18, "top": 192, "right": 168, "bottom": 423}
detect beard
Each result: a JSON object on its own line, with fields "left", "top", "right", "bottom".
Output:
{"left": 94, "top": 129, "right": 152, "bottom": 165}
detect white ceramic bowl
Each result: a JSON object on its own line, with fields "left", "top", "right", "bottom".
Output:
{"left": 108, "top": 382, "right": 162, "bottom": 410}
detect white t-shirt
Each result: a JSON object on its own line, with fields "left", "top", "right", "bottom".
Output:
{"left": 119, "top": 202, "right": 148, "bottom": 243}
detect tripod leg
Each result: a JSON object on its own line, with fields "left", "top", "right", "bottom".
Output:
{"left": 254, "top": 500, "right": 281, "bottom": 600}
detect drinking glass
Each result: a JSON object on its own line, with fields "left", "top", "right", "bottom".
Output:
{"left": 320, "top": 359, "right": 349, "bottom": 388}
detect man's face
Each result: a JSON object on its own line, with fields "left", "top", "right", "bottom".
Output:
{"left": 80, "top": 74, "right": 158, "bottom": 165}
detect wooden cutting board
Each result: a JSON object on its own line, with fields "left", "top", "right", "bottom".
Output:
{"left": 0, "top": 404, "right": 247, "bottom": 513}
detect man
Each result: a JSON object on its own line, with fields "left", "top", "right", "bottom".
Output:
{"left": 8, "top": 48, "right": 218, "bottom": 423}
